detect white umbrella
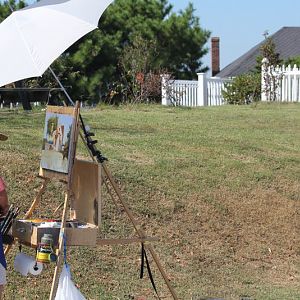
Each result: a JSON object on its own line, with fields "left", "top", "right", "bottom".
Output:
{"left": 0, "top": 0, "right": 114, "bottom": 87}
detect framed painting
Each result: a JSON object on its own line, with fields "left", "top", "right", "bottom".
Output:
{"left": 40, "top": 106, "right": 79, "bottom": 179}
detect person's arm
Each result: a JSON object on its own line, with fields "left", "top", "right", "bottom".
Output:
{"left": 0, "top": 191, "right": 8, "bottom": 217}
{"left": 0, "top": 179, "right": 8, "bottom": 217}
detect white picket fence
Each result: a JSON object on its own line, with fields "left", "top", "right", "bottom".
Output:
{"left": 0, "top": 102, "right": 19, "bottom": 109}
{"left": 161, "top": 73, "right": 231, "bottom": 107}
{"left": 0, "top": 102, "right": 41, "bottom": 109}
{"left": 163, "top": 62, "right": 300, "bottom": 106}
{"left": 261, "top": 61, "right": 300, "bottom": 102}
{"left": 207, "top": 77, "right": 230, "bottom": 106}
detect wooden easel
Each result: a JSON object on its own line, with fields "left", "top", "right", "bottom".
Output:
{"left": 41, "top": 103, "right": 81, "bottom": 299}
{"left": 7, "top": 103, "right": 82, "bottom": 299}
{"left": 7, "top": 103, "right": 179, "bottom": 300}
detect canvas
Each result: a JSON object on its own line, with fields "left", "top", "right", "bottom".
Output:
{"left": 40, "top": 106, "right": 77, "bottom": 174}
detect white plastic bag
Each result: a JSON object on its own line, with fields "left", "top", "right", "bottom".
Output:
{"left": 55, "top": 264, "right": 86, "bottom": 300}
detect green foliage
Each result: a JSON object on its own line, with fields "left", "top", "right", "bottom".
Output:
{"left": 222, "top": 73, "right": 261, "bottom": 105}
{"left": 158, "top": 3, "right": 210, "bottom": 78}
{"left": 46, "top": 116, "right": 58, "bottom": 136}
{"left": 0, "top": 0, "right": 25, "bottom": 21}
{"left": 255, "top": 35, "right": 282, "bottom": 73}
{"left": 59, "top": 0, "right": 210, "bottom": 103}
{"left": 26, "top": 56, "right": 77, "bottom": 104}
{"left": 116, "top": 35, "right": 162, "bottom": 104}
{"left": 260, "top": 36, "right": 281, "bottom": 66}
{"left": 284, "top": 55, "right": 300, "bottom": 66}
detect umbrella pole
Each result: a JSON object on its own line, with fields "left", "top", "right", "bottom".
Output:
{"left": 49, "top": 67, "right": 75, "bottom": 106}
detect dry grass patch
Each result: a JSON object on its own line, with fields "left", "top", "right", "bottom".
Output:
{"left": 1, "top": 104, "right": 300, "bottom": 299}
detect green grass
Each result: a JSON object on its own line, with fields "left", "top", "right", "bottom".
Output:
{"left": 0, "top": 103, "right": 300, "bottom": 299}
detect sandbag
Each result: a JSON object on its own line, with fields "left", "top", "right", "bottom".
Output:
{"left": 55, "top": 264, "right": 86, "bottom": 300}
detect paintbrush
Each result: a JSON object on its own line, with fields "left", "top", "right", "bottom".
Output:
{"left": 0, "top": 205, "right": 13, "bottom": 234}
{"left": 1, "top": 206, "right": 19, "bottom": 235}
{"left": 2, "top": 207, "right": 19, "bottom": 235}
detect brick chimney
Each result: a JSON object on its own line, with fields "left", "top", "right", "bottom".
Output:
{"left": 211, "top": 37, "right": 220, "bottom": 77}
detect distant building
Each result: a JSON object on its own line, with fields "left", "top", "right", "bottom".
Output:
{"left": 216, "top": 27, "right": 300, "bottom": 78}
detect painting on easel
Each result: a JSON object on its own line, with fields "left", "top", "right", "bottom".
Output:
{"left": 40, "top": 106, "right": 78, "bottom": 174}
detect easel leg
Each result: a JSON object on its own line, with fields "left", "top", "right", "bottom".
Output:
{"left": 78, "top": 115, "right": 178, "bottom": 298}
{"left": 145, "top": 244, "right": 178, "bottom": 299}
{"left": 102, "top": 163, "right": 140, "bottom": 232}
{"left": 49, "top": 191, "right": 69, "bottom": 300}
{"left": 101, "top": 163, "right": 179, "bottom": 300}
{"left": 24, "top": 178, "right": 50, "bottom": 219}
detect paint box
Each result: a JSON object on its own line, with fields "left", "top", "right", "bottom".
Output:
{"left": 12, "top": 159, "right": 101, "bottom": 248}
{"left": 12, "top": 220, "right": 98, "bottom": 247}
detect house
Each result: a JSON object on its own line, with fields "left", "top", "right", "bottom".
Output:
{"left": 216, "top": 27, "right": 300, "bottom": 78}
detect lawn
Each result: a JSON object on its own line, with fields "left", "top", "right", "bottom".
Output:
{"left": 0, "top": 103, "right": 300, "bottom": 299}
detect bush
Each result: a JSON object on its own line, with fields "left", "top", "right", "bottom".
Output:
{"left": 222, "top": 73, "right": 261, "bottom": 105}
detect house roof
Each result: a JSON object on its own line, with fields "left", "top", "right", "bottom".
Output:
{"left": 217, "top": 27, "right": 300, "bottom": 78}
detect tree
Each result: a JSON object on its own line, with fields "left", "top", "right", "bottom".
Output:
{"left": 0, "top": 0, "right": 26, "bottom": 22}
{"left": 258, "top": 34, "right": 282, "bottom": 101}
{"left": 60, "top": 0, "right": 210, "bottom": 103}
{"left": 158, "top": 3, "right": 210, "bottom": 78}
{"left": 46, "top": 116, "right": 58, "bottom": 137}
{"left": 260, "top": 36, "right": 281, "bottom": 67}
{"left": 255, "top": 34, "right": 282, "bottom": 73}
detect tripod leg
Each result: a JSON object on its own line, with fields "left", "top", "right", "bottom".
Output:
{"left": 145, "top": 244, "right": 178, "bottom": 300}
{"left": 102, "top": 163, "right": 141, "bottom": 233}
{"left": 5, "top": 178, "right": 49, "bottom": 256}
{"left": 25, "top": 178, "right": 49, "bottom": 219}
{"left": 49, "top": 191, "right": 69, "bottom": 300}
{"left": 102, "top": 162, "right": 179, "bottom": 300}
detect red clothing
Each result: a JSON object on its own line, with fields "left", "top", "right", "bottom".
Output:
{"left": 0, "top": 177, "right": 5, "bottom": 193}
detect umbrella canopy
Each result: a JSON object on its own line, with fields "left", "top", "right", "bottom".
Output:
{"left": 0, "top": 0, "right": 113, "bottom": 87}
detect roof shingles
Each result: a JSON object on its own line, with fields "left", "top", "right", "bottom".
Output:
{"left": 217, "top": 27, "right": 300, "bottom": 78}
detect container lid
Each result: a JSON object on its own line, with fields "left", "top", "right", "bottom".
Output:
{"left": 71, "top": 159, "right": 101, "bottom": 226}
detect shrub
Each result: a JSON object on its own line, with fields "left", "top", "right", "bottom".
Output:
{"left": 222, "top": 73, "right": 261, "bottom": 105}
